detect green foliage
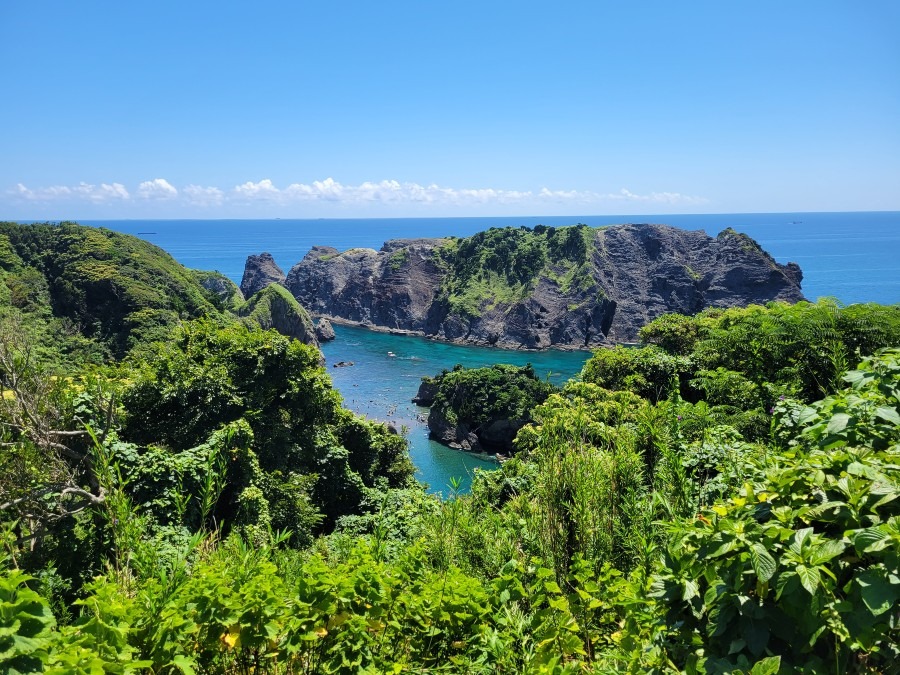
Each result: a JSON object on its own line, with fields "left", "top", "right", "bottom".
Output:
{"left": 639, "top": 312, "right": 701, "bottom": 355}
{"left": 645, "top": 349, "right": 900, "bottom": 672}
{"left": 437, "top": 224, "right": 597, "bottom": 317}
{"left": 0, "top": 221, "right": 226, "bottom": 358}
{"left": 0, "top": 570, "right": 56, "bottom": 674}
{"left": 234, "top": 283, "right": 317, "bottom": 341}
{"left": 3, "top": 218, "right": 899, "bottom": 672}
{"left": 387, "top": 247, "right": 409, "bottom": 272}
{"left": 582, "top": 344, "right": 690, "bottom": 403}
{"left": 121, "top": 319, "right": 413, "bottom": 528}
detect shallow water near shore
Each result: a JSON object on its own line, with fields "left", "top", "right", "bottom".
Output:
{"left": 320, "top": 323, "right": 591, "bottom": 495}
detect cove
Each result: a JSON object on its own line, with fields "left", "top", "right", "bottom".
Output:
{"left": 319, "top": 324, "right": 592, "bottom": 495}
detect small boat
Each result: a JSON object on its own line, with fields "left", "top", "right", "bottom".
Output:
{"left": 387, "top": 351, "right": 396, "bottom": 357}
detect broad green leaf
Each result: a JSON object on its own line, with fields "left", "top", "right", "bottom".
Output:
{"left": 775, "top": 571, "right": 796, "bottom": 601}
{"left": 810, "top": 539, "right": 845, "bottom": 565}
{"left": 172, "top": 654, "right": 197, "bottom": 675}
{"left": 796, "top": 564, "right": 820, "bottom": 595}
{"left": 682, "top": 579, "right": 699, "bottom": 601}
{"left": 749, "top": 543, "right": 777, "bottom": 582}
{"left": 750, "top": 655, "right": 781, "bottom": 675}
{"left": 743, "top": 616, "right": 770, "bottom": 656}
{"left": 856, "top": 568, "right": 900, "bottom": 617}
{"left": 789, "top": 528, "right": 813, "bottom": 556}
{"left": 875, "top": 405, "right": 900, "bottom": 425}
{"left": 826, "top": 412, "right": 851, "bottom": 434}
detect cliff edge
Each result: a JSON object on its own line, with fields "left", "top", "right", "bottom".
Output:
{"left": 267, "top": 223, "right": 804, "bottom": 348}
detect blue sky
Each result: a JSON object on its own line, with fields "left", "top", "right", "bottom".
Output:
{"left": 2, "top": 1, "right": 898, "bottom": 218}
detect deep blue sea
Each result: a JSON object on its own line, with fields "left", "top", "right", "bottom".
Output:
{"left": 75, "top": 212, "right": 899, "bottom": 493}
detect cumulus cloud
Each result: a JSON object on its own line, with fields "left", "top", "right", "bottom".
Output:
{"left": 8, "top": 178, "right": 708, "bottom": 211}
{"left": 14, "top": 181, "right": 130, "bottom": 202}
{"left": 183, "top": 184, "right": 224, "bottom": 206}
{"left": 233, "top": 178, "right": 280, "bottom": 200}
{"left": 247, "top": 178, "right": 594, "bottom": 206}
{"left": 138, "top": 178, "right": 178, "bottom": 200}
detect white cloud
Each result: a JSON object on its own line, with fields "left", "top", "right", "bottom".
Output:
{"left": 8, "top": 178, "right": 708, "bottom": 212}
{"left": 138, "top": 178, "right": 178, "bottom": 200}
{"left": 604, "top": 188, "right": 708, "bottom": 205}
{"left": 13, "top": 181, "right": 129, "bottom": 202}
{"left": 233, "top": 178, "right": 280, "bottom": 200}
{"left": 183, "top": 184, "right": 224, "bottom": 206}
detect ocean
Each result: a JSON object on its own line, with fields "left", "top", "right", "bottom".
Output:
{"left": 77, "top": 212, "right": 900, "bottom": 493}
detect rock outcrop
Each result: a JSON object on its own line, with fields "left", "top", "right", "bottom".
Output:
{"left": 422, "top": 364, "right": 554, "bottom": 453}
{"left": 240, "top": 252, "right": 285, "bottom": 298}
{"left": 411, "top": 378, "right": 439, "bottom": 406}
{"left": 236, "top": 284, "right": 319, "bottom": 347}
{"left": 315, "top": 317, "right": 336, "bottom": 342}
{"left": 279, "top": 224, "right": 805, "bottom": 348}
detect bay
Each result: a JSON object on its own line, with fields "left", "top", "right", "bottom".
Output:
{"left": 70, "top": 212, "right": 900, "bottom": 493}
{"left": 320, "top": 323, "right": 590, "bottom": 494}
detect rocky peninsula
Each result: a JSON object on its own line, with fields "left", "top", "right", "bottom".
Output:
{"left": 244, "top": 223, "right": 805, "bottom": 349}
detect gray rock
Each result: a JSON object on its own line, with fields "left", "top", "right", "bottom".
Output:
{"left": 283, "top": 224, "right": 805, "bottom": 348}
{"left": 315, "top": 318, "right": 336, "bottom": 342}
{"left": 411, "top": 379, "right": 439, "bottom": 406}
{"left": 240, "top": 252, "right": 285, "bottom": 298}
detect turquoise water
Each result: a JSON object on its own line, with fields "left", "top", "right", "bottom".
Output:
{"left": 320, "top": 323, "right": 590, "bottom": 495}
{"left": 62, "top": 212, "right": 899, "bottom": 492}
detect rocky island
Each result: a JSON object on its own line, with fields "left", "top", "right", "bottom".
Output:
{"left": 244, "top": 223, "right": 805, "bottom": 349}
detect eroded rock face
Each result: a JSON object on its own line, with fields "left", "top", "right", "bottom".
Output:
{"left": 282, "top": 224, "right": 805, "bottom": 348}
{"left": 315, "top": 318, "right": 336, "bottom": 342}
{"left": 411, "top": 379, "right": 439, "bottom": 406}
{"left": 240, "top": 252, "right": 286, "bottom": 298}
{"left": 285, "top": 241, "right": 447, "bottom": 329}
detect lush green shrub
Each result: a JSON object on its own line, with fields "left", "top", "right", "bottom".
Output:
{"left": 581, "top": 344, "right": 691, "bottom": 403}
{"left": 644, "top": 349, "right": 900, "bottom": 672}
{"left": 121, "top": 319, "right": 413, "bottom": 529}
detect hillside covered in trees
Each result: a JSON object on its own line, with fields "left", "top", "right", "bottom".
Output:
{"left": 1, "top": 221, "right": 898, "bottom": 674}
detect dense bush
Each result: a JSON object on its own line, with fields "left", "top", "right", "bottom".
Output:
{"left": 436, "top": 224, "right": 596, "bottom": 317}
{"left": 121, "top": 319, "right": 413, "bottom": 530}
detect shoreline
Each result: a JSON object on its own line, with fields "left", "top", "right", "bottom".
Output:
{"left": 315, "top": 314, "right": 603, "bottom": 353}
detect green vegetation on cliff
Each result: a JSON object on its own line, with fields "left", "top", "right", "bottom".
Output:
{"left": 0, "top": 222, "right": 225, "bottom": 359}
{"left": 436, "top": 224, "right": 596, "bottom": 317}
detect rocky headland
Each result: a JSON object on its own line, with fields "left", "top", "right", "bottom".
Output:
{"left": 241, "top": 252, "right": 286, "bottom": 298}
{"left": 244, "top": 223, "right": 805, "bottom": 349}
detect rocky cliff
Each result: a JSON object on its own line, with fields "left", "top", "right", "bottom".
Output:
{"left": 270, "top": 223, "right": 805, "bottom": 348}
{"left": 241, "top": 252, "right": 285, "bottom": 299}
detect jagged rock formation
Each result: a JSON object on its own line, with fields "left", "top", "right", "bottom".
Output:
{"left": 240, "top": 252, "right": 285, "bottom": 299}
{"left": 278, "top": 224, "right": 805, "bottom": 348}
{"left": 236, "top": 284, "right": 319, "bottom": 347}
{"left": 411, "top": 379, "right": 439, "bottom": 406}
{"left": 315, "top": 317, "right": 336, "bottom": 342}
